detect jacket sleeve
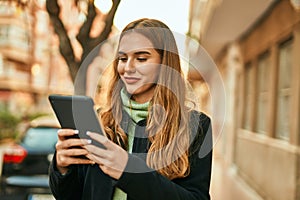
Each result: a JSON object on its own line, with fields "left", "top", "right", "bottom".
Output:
{"left": 48, "top": 153, "right": 83, "bottom": 200}
{"left": 115, "top": 112, "right": 212, "bottom": 200}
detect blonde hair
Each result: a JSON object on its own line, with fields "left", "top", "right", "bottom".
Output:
{"left": 99, "top": 18, "right": 190, "bottom": 180}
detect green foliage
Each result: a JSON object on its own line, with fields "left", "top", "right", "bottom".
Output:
{"left": 25, "top": 112, "right": 49, "bottom": 121}
{"left": 0, "top": 109, "right": 22, "bottom": 140}
{"left": 0, "top": 109, "right": 49, "bottom": 141}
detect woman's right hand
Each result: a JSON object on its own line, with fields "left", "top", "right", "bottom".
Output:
{"left": 55, "top": 129, "right": 95, "bottom": 174}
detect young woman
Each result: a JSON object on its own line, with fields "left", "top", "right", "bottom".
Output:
{"left": 49, "top": 18, "right": 212, "bottom": 200}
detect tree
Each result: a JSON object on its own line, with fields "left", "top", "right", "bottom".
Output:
{"left": 0, "top": 109, "right": 21, "bottom": 141}
{"left": 46, "top": 0, "right": 121, "bottom": 94}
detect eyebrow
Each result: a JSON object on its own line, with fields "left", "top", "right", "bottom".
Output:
{"left": 118, "top": 51, "right": 151, "bottom": 56}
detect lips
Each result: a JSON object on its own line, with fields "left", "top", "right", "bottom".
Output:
{"left": 124, "top": 76, "right": 140, "bottom": 84}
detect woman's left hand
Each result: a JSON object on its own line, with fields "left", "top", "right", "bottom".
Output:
{"left": 84, "top": 131, "right": 128, "bottom": 180}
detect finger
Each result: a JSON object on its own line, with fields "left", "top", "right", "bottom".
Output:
{"left": 57, "top": 129, "right": 79, "bottom": 139}
{"left": 84, "top": 144, "right": 109, "bottom": 159}
{"left": 85, "top": 153, "right": 108, "bottom": 166}
{"left": 57, "top": 155, "right": 95, "bottom": 166}
{"left": 71, "top": 158, "right": 95, "bottom": 165}
{"left": 63, "top": 148, "right": 91, "bottom": 157}
{"left": 86, "top": 131, "right": 114, "bottom": 150}
{"left": 57, "top": 148, "right": 95, "bottom": 167}
{"left": 56, "top": 138, "right": 90, "bottom": 150}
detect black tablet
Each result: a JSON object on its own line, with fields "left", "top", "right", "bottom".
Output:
{"left": 48, "top": 94, "right": 105, "bottom": 148}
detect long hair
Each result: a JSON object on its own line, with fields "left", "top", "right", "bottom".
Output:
{"left": 99, "top": 18, "right": 190, "bottom": 180}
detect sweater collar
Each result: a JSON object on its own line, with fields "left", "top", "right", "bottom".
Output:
{"left": 120, "top": 88, "right": 149, "bottom": 123}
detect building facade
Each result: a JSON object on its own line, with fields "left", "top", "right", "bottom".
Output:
{"left": 188, "top": 0, "right": 300, "bottom": 199}
{"left": 0, "top": 0, "right": 74, "bottom": 117}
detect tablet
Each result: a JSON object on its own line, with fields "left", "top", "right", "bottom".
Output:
{"left": 48, "top": 94, "right": 105, "bottom": 148}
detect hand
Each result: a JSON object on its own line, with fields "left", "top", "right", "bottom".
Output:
{"left": 55, "top": 129, "right": 95, "bottom": 174}
{"left": 84, "top": 131, "right": 128, "bottom": 180}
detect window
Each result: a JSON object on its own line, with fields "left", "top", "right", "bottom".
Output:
{"left": 22, "top": 127, "right": 58, "bottom": 151}
{"left": 276, "top": 39, "right": 293, "bottom": 140}
{"left": 0, "top": 24, "right": 30, "bottom": 50}
{"left": 0, "top": 25, "right": 9, "bottom": 45}
{"left": 255, "top": 52, "right": 270, "bottom": 134}
{"left": 243, "top": 63, "right": 254, "bottom": 130}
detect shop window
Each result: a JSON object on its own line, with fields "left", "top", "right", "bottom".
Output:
{"left": 255, "top": 52, "right": 270, "bottom": 135}
{"left": 275, "top": 39, "right": 293, "bottom": 140}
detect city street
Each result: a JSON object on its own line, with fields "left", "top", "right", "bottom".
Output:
{"left": 0, "top": 1, "right": 299, "bottom": 199}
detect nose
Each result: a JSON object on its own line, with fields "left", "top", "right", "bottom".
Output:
{"left": 124, "top": 58, "right": 136, "bottom": 73}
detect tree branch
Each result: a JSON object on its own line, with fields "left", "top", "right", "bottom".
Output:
{"left": 76, "top": 1, "right": 97, "bottom": 49}
{"left": 89, "top": 0, "right": 121, "bottom": 50}
{"left": 46, "top": 0, "right": 79, "bottom": 82}
{"left": 45, "top": 0, "right": 121, "bottom": 92}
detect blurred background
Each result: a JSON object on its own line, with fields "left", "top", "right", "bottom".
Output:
{"left": 0, "top": 0, "right": 299, "bottom": 199}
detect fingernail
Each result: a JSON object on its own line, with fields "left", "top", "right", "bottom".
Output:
{"left": 86, "top": 131, "right": 90, "bottom": 135}
{"left": 74, "top": 130, "right": 79, "bottom": 134}
{"left": 86, "top": 139, "right": 92, "bottom": 144}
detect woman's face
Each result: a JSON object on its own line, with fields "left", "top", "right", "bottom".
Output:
{"left": 117, "top": 32, "right": 161, "bottom": 103}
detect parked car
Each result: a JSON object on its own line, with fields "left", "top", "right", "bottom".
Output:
{"left": 0, "top": 116, "right": 59, "bottom": 200}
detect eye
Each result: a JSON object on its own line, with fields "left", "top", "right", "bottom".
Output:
{"left": 137, "top": 57, "right": 147, "bottom": 62}
{"left": 118, "top": 56, "right": 127, "bottom": 62}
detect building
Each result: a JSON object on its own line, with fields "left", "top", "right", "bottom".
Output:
{"left": 0, "top": 0, "right": 78, "bottom": 118}
{"left": 188, "top": 0, "right": 300, "bottom": 199}
{"left": 0, "top": 0, "right": 34, "bottom": 114}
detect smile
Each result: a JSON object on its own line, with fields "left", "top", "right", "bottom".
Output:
{"left": 124, "top": 77, "right": 140, "bottom": 84}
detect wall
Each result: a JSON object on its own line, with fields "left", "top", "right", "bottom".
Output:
{"left": 235, "top": 1, "right": 300, "bottom": 199}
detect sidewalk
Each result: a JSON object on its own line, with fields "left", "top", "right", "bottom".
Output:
{"left": 210, "top": 153, "right": 263, "bottom": 200}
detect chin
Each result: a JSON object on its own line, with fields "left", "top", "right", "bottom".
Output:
{"left": 124, "top": 87, "right": 138, "bottom": 95}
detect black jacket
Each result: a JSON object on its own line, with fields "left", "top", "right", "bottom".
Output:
{"left": 49, "top": 110, "right": 212, "bottom": 200}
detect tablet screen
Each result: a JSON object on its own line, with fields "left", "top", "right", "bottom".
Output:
{"left": 48, "top": 94, "right": 104, "bottom": 148}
